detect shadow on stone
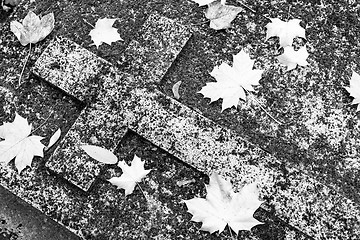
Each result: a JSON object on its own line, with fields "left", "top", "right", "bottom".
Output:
{"left": 0, "top": 185, "right": 80, "bottom": 240}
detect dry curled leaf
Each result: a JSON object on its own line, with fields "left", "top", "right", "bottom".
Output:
{"left": 81, "top": 145, "right": 118, "bottom": 164}
{"left": 184, "top": 173, "right": 263, "bottom": 234}
{"left": 266, "top": 18, "right": 306, "bottom": 47}
{"left": 205, "top": 0, "right": 241, "bottom": 30}
{"left": 10, "top": 11, "right": 55, "bottom": 46}
{"left": 277, "top": 46, "right": 309, "bottom": 71}
{"left": 89, "top": 18, "right": 123, "bottom": 48}
{"left": 198, "top": 50, "right": 263, "bottom": 111}
{"left": 0, "top": 113, "right": 45, "bottom": 173}
{"left": 176, "top": 179, "right": 195, "bottom": 187}
{"left": 172, "top": 81, "right": 182, "bottom": 99}
{"left": 47, "top": 128, "right": 61, "bottom": 149}
{"left": 108, "top": 155, "right": 151, "bottom": 196}
{"left": 345, "top": 71, "right": 360, "bottom": 112}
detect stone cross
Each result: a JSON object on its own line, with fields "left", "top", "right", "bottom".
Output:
{"left": 33, "top": 14, "right": 359, "bottom": 239}
{"left": 34, "top": 14, "right": 192, "bottom": 191}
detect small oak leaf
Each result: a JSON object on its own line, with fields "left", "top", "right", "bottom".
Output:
{"left": 277, "top": 46, "right": 309, "bottom": 71}
{"left": 10, "top": 11, "right": 55, "bottom": 46}
{"left": 0, "top": 113, "right": 45, "bottom": 173}
{"left": 89, "top": 18, "right": 123, "bottom": 48}
{"left": 184, "top": 173, "right": 264, "bottom": 234}
{"left": 198, "top": 50, "right": 263, "bottom": 111}
{"left": 205, "top": 0, "right": 241, "bottom": 30}
{"left": 108, "top": 155, "right": 151, "bottom": 196}
{"left": 345, "top": 71, "right": 360, "bottom": 112}
{"left": 265, "top": 18, "right": 306, "bottom": 47}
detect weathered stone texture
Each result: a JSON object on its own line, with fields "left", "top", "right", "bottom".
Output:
{"left": 159, "top": 0, "right": 360, "bottom": 208}
{"left": 32, "top": 36, "right": 360, "bottom": 239}
{"left": 0, "top": 131, "right": 310, "bottom": 240}
{"left": 128, "top": 86, "right": 360, "bottom": 239}
{"left": 33, "top": 37, "right": 107, "bottom": 103}
{"left": 34, "top": 13, "right": 192, "bottom": 191}
{"left": 1, "top": 0, "right": 360, "bottom": 239}
{"left": 123, "top": 14, "right": 192, "bottom": 84}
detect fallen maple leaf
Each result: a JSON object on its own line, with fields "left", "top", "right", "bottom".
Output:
{"left": 205, "top": 0, "right": 241, "bottom": 30}
{"left": 184, "top": 173, "right": 263, "bottom": 234}
{"left": 89, "top": 18, "right": 123, "bottom": 48}
{"left": 277, "top": 46, "right": 309, "bottom": 71}
{"left": 81, "top": 145, "right": 118, "bottom": 164}
{"left": 265, "top": 18, "right": 306, "bottom": 48}
{"left": 345, "top": 71, "right": 360, "bottom": 112}
{"left": 10, "top": 11, "right": 55, "bottom": 46}
{"left": 198, "top": 50, "right": 263, "bottom": 111}
{"left": 10, "top": 10, "right": 55, "bottom": 86}
{"left": 0, "top": 113, "right": 45, "bottom": 173}
{"left": 108, "top": 155, "right": 151, "bottom": 196}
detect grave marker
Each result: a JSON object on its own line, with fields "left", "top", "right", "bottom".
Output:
{"left": 32, "top": 14, "right": 360, "bottom": 240}
{"left": 34, "top": 14, "right": 192, "bottom": 191}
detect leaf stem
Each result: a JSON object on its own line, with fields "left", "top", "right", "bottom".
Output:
{"left": 82, "top": 18, "right": 95, "bottom": 28}
{"left": 30, "top": 111, "right": 54, "bottom": 135}
{"left": 286, "top": 5, "right": 292, "bottom": 21}
{"left": 236, "top": 0, "right": 271, "bottom": 21}
{"left": 135, "top": 182, "right": 148, "bottom": 202}
{"left": 236, "top": 0, "right": 256, "bottom": 14}
{"left": 244, "top": 89, "right": 283, "bottom": 125}
{"left": 227, "top": 225, "right": 236, "bottom": 240}
{"left": 18, "top": 43, "right": 32, "bottom": 87}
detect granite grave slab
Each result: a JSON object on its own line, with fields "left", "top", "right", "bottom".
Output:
{"left": 1, "top": 0, "right": 360, "bottom": 238}
{"left": 0, "top": 82, "right": 310, "bottom": 239}
{"left": 33, "top": 24, "right": 360, "bottom": 240}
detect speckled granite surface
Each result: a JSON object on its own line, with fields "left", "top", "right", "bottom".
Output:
{"left": 1, "top": 0, "right": 360, "bottom": 239}
{"left": 32, "top": 37, "right": 107, "bottom": 103}
{"left": 0, "top": 130, "right": 312, "bottom": 240}
{"left": 32, "top": 37, "right": 360, "bottom": 239}
{"left": 33, "top": 13, "right": 191, "bottom": 191}
{"left": 123, "top": 14, "right": 192, "bottom": 85}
